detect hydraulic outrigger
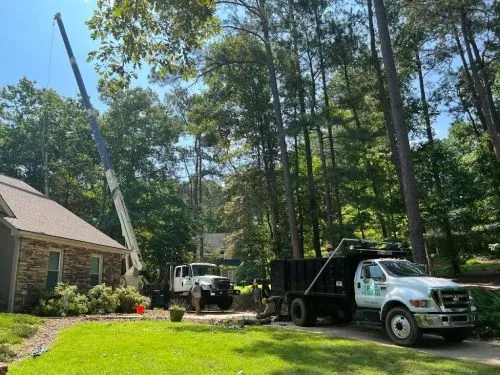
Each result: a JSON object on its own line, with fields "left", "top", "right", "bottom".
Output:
{"left": 54, "top": 13, "right": 146, "bottom": 287}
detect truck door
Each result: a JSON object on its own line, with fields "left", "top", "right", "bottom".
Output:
{"left": 355, "top": 261, "right": 387, "bottom": 308}
{"left": 173, "top": 266, "right": 183, "bottom": 292}
{"left": 182, "top": 265, "right": 194, "bottom": 293}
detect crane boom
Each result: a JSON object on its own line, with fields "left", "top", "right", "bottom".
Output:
{"left": 54, "top": 13, "right": 146, "bottom": 286}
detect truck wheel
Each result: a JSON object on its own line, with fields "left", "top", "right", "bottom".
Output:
{"left": 440, "top": 328, "right": 472, "bottom": 342}
{"left": 200, "top": 292, "right": 209, "bottom": 311}
{"left": 385, "top": 307, "right": 421, "bottom": 347}
{"left": 291, "top": 298, "right": 316, "bottom": 327}
{"left": 217, "top": 297, "right": 233, "bottom": 310}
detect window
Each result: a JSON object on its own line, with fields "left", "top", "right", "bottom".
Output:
{"left": 182, "top": 266, "right": 190, "bottom": 277}
{"left": 90, "top": 255, "right": 103, "bottom": 286}
{"left": 361, "top": 263, "right": 385, "bottom": 281}
{"left": 46, "top": 250, "right": 62, "bottom": 290}
{"left": 380, "top": 260, "right": 426, "bottom": 277}
{"left": 175, "top": 267, "right": 181, "bottom": 277}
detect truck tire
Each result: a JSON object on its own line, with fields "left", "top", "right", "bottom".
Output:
{"left": 200, "top": 292, "right": 209, "bottom": 311}
{"left": 385, "top": 307, "right": 421, "bottom": 347}
{"left": 217, "top": 297, "right": 233, "bottom": 310}
{"left": 291, "top": 298, "right": 317, "bottom": 327}
{"left": 440, "top": 328, "right": 472, "bottom": 342}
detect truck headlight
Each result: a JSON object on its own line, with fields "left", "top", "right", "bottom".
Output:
{"left": 410, "top": 299, "right": 431, "bottom": 308}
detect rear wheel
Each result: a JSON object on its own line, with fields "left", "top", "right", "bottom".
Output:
{"left": 217, "top": 297, "right": 233, "bottom": 310}
{"left": 440, "top": 328, "right": 472, "bottom": 342}
{"left": 291, "top": 298, "right": 317, "bottom": 327}
{"left": 385, "top": 307, "right": 421, "bottom": 347}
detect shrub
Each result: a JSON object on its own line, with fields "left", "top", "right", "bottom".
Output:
{"left": 34, "top": 283, "right": 89, "bottom": 317}
{"left": 87, "top": 284, "right": 119, "bottom": 314}
{"left": 489, "top": 243, "right": 500, "bottom": 258}
{"left": 169, "top": 298, "right": 187, "bottom": 311}
{"left": 465, "top": 258, "right": 481, "bottom": 266}
{"left": 114, "top": 287, "right": 150, "bottom": 313}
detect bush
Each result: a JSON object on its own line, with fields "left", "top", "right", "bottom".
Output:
{"left": 114, "top": 287, "right": 150, "bottom": 313}
{"left": 468, "top": 287, "right": 500, "bottom": 339}
{"left": 34, "top": 283, "right": 89, "bottom": 317}
{"left": 465, "top": 258, "right": 481, "bottom": 266}
{"left": 489, "top": 243, "right": 500, "bottom": 258}
{"left": 87, "top": 284, "right": 119, "bottom": 314}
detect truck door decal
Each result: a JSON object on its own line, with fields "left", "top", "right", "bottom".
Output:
{"left": 361, "top": 279, "right": 381, "bottom": 296}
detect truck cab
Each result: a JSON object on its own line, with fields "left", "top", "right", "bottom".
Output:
{"left": 353, "top": 258, "right": 477, "bottom": 345}
{"left": 170, "top": 262, "right": 240, "bottom": 310}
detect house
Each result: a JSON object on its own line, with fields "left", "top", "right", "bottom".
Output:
{"left": 0, "top": 174, "right": 129, "bottom": 312}
{"left": 198, "top": 233, "right": 240, "bottom": 281}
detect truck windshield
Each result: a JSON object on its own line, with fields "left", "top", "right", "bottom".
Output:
{"left": 192, "top": 265, "right": 219, "bottom": 276}
{"left": 379, "top": 261, "right": 426, "bottom": 277}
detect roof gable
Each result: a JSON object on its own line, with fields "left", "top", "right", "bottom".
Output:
{"left": 0, "top": 174, "right": 126, "bottom": 250}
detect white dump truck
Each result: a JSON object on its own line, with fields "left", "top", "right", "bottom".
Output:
{"left": 168, "top": 262, "right": 240, "bottom": 310}
{"left": 271, "top": 239, "right": 477, "bottom": 346}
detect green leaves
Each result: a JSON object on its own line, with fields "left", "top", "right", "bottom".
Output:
{"left": 87, "top": 0, "right": 221, "bottom": 94}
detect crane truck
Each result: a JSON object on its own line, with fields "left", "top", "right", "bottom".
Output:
{"left": 271, "top": 239, "right": 477, "bottom": 347}
{"left": 54, "top": 13, "right": 145, "bottom": 288}
{"left": 167, "top": 262, "right": 240, "bottom": 310}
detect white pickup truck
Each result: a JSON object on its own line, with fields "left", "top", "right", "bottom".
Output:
{"left": 271, "top": 239, "right": 477, "bottom": 346}
{"left": 169, "top": 262, "right": 240, "bottom": 310}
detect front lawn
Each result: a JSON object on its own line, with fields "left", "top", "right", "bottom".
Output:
{"left": 0, "top": 313, "right": 39, "bottom": 362}
{"left": 9, "top": 321, "right": 498, "bottom": 374}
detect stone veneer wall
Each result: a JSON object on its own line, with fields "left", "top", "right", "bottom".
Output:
{"left": 13, "top": 238, "right": 122, "bottom": 312}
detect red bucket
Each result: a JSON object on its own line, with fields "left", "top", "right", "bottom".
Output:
{"left": 136, "top": 304, "right": 145, "bottom": 315}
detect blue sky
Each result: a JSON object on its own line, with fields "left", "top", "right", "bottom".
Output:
{"left": 0, "top": 0, "right": 452, "bottom": 138}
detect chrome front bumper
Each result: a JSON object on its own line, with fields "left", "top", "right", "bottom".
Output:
{"left": 414, "top": 312, "right": 477, "bottom": 328}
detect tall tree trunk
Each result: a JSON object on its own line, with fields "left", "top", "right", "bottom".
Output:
{"left": 466, "top": 24, "right": 500, "bottom": 131}
{"left": 260, "top": 2, "right": 302, "bottom": 258}
{"left": 416, "top": 49, "right": 458, "bottom": 275}
{"left": 313, "top": 4, "right": 343, "bottom": 230}
{"left": 453, "top": 28, "right": 488, "bottom": 132}
{"left": 374, "top": 0, "right": 427, "bottom": 264}
{"left": 367, "top": 0, "right": 405, "bottom": 207}
{"left": 290, "top": 5, "right": 321, "bottom": 257}
{"left": 460, "top": 9, "right": 500, "bottom": 161}
{"left": 259, "top": 123, "right": 282, "bottom": 257}
{"left": 293, "top": 135, "right": 305, "bottom": 255}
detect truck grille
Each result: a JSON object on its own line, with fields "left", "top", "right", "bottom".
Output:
{"left": 431, "top": 288, "right": 470, "bottom": 312}
{"left": 214, "top": 278, "right": 230, "bottom": 290}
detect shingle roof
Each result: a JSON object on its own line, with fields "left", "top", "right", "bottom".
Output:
{"left": 0, "top": 174, "right": 126, "bottom": 250}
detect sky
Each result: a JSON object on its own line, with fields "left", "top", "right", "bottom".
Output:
{"left": 0, "top": 0, "right": 452, "bottom": 138}
{"left": 0, "top": 0, "right": 153, "bottom": 112}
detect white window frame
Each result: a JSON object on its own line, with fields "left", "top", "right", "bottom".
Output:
{"left": 90, "top": 254, "right": 103, "bottom": 285}
{"left": 47, "top": 249, "right": 63, "bottom": 288}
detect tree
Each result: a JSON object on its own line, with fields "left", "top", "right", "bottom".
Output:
{"left": 373, "top": 0, "right": 427, "bottom": 264}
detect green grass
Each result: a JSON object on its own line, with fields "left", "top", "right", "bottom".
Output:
{"left": 9, "top": 321, "right": 498, "bottom": 374}
{"left": 0, "top": 313, "right": 40, "bottom": 362}
{"left": 433, "top": 258, "right": 500, "bottom": 277}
